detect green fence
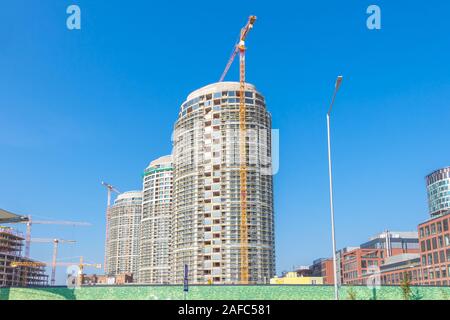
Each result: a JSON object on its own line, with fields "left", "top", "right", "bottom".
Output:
{"left": 1, "top": 285, "right": 450, "bottom": 300}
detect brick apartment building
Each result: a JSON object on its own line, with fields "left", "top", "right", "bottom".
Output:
{"left": 339, "top": 231, "right": 420, "bottom": 285}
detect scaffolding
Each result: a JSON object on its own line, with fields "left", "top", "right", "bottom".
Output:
{"left": 0, "top": 226, "right": 48, "bottom": 287}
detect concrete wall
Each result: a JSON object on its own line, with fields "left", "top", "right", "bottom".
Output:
{"left": 1, "top": 285, "right": 450, "bottom": 300}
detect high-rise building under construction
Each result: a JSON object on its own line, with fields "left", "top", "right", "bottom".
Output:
{"left": 172, "top": 82, "right": 275, "bottom": 284}
{"left": 105, "top": 191, "right": 142, "bottom": 278}
{"left": 139, "top": 155, "right": 173, "bottom": 283}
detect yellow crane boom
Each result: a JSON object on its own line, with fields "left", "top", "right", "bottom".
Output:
{"left": 219, "top": 15, "right": 257, "bottom": 284}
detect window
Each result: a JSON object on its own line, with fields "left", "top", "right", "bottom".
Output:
{"left": 438, "top": 236, "right": 444, "bottom": 248}
{"left": 431, "top": 224, "right": 436, "bottom": 235}
{"left": 440, "top": 250, "right": 446, "bottom": 263}
{"left": 444, "top": 219, "right": 449, "bottom": 232}
{"left": 433, "top": 252, "right": 439, "bottom": 264}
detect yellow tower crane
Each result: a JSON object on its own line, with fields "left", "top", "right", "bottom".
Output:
{"left": 219, "top": 15, "right": 257, "bottom": 284}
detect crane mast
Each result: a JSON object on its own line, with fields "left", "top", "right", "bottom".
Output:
{"left": 219, "top": 15, "right": 257, "bottom": 284}
{"left": 101, "top": 181, "right": 120, "bottom": 273}
{"left": 31, "top": 238, "right": 76, "bottom": 285}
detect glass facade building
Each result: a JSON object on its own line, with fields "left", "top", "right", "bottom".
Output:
{"left": 426, "top": 167, "right": 450, "bottom": 217}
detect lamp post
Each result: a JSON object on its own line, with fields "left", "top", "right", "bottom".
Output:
{"left": 326, "top": 75, "right": 343, "bottom": 300}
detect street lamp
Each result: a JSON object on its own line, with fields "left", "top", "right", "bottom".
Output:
{"left": 327, "top": 75, "right": 343, "bottom": 300}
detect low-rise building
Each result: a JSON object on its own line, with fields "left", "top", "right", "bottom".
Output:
{"left": 80, "top": 273, "right": 133, "bottom": 285}
{"left": 379, "top": 253, "right": 422, "bottom": 285}
{"left": 270, "top": 272, "right": 323, "bottom": 285}
{"left": 340, "top": 231, "right": 419, "bottom": 285}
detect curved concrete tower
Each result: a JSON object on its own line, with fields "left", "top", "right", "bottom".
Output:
{"left": 139, "top": 155, "right": 173, "bottom": 283}
{"left": 172, "top": 82, "right": 275, "bottom": 284}
{"left": 106, "top": 190, "right": 142, "bottom": 277}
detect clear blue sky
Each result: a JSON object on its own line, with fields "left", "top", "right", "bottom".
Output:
{"left": 1, "top": 1, "right": 449, "bottom": 284}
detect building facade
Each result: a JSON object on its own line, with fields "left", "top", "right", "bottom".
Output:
{"left": 426, "top": 167, "right": 450, "bottom": 217}
{"left": 139, "top": 155, "right": 173, "bottom": 284}
{"left": 310, "top": 258, "right": 335, "bottom": 285}
{"left": 172, "top": 82, "right": 275, "bottom": 284}
{"left": 379, "top": 253, "right": 422, "bottom": 286}
{"left": 81, "top": 273, "right": 133, "bottom": 285}
{"left": 418, "top": 212, "right": 450, "bottom": 285}
{"left": 105, "top": 191, "right": 142, "bottom": 279}
{"left": 270, "top": 272, "right": 323, "bottom": 285}
{"left": 340, "top": 231, "right": 419, "bottom": 285}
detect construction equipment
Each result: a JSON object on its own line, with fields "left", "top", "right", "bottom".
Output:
{"left": 101, "top": 182, "right": 120, "bottom": 207}
{"left": 31, "top": 238, "right": 76, "bottom": 285}
{"left": 219, "top": 15, "right": 257, "bottom": 284}
{"left": 11, "top": 257, "right": 101, "bottom": 273}
{"left": 101, "top": 181, "right": 120, "bottom": 272}
{"left": 11, "top": 256, "right": 102, "bottom": 287}
{"left": 0, "top": 208, "right": 29, "bottom": 224}
{"left": 22, "top": 216, "right": 91, "bottom": 258}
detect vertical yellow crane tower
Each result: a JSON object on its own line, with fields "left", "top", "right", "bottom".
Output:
{"left": 219, "top": 15, "right": 257, "bottom": 284}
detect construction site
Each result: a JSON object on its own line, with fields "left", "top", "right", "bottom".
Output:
{"left": 0, "top": 226, "right": 48, "bottom": 287}
{"left": 1, "top": 15, "right": 274, "bottom": 288}
{"left": 0, "top": 208, "right": 101, "bottom": 288}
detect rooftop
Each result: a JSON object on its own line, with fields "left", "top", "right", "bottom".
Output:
{"left": 368, "top": 231, "right": 418, "bottom": 241}
{"left": 186, "top": 81, "right": 256, "bottom": 101}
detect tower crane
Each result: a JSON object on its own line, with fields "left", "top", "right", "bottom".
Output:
{"left": 22, "top": 216, "right": 91, "bottom": 258}
{"left": 101, "top": 181, "right": 120, "bottom": 207}
{"left": 31, "top": 238, "right": 76, "bottom": 286}
{"left": 218, "top": 15, "right": 257, "bottom": 284}
{"left": 101, "top": 181, "right": 120, "bottom": 272}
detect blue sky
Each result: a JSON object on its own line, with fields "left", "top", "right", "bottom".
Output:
{"left": 1, "top": 1, "right": 449, "bottom": 284}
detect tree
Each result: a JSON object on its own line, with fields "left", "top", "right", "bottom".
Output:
{"left": 347, "top": 287, "right": 357, "bottom": 300}
{"left": 400, "top": 272, "right": 412, "bottom": 300}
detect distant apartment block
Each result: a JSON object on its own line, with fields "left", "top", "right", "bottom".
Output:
{"left": 105, "top": 191, "right": 142, "bottom": 279}
{"left": 172, "top": 82, "right": 275, "bottom": 284}
{"left": 139, "top": 155, "right": 173, "bottom": 284}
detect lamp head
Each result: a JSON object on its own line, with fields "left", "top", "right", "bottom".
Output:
{"left": 335, "top": 76, "right": 343, "bottom": 91}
